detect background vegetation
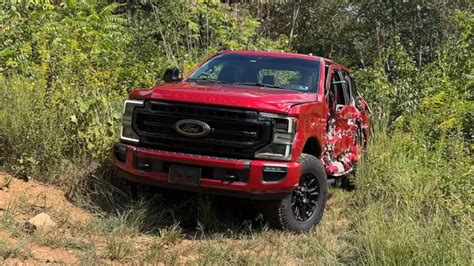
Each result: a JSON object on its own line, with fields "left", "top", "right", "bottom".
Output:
{"left": 0, "top": 0, "right": 472, "bottom": 264}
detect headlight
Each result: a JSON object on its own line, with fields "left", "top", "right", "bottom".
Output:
{"left": 120, "top": 99, "right": 144, "bottom": 143}
{"left": 255, "top": 112, "right": 297, "bottom": 161}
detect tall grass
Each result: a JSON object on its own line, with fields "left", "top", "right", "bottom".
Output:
{"left": 346, "top": 122, "right": 473, "bottom": 264}
{"left": 0, "top": 75, "right": 120, "bottom": 185}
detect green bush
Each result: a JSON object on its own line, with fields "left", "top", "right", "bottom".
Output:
{"left": 1, "top": 1, "right": 132, "bottom": 180}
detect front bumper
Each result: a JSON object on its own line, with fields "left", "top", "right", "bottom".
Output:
{"left": 113, "top": 143, "right": 301, "bottom": 199}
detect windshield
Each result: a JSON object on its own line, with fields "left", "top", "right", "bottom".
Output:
{"left": 187, "top": 54, "right": 320, "bottom": 93}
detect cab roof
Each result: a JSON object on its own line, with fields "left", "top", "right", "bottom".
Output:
{"left": 217, "top": 50, "right": 347, "bottom": 70}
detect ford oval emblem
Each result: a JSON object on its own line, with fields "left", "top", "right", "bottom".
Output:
{"left": 175, "top": 119, "right": 211, "bottom": 137}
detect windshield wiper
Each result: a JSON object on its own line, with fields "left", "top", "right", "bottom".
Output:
{"left": 187, "top": 78, "right": 231, "bottom": 84}
{"left": 232, "top": 82, "right": 285, "bottom": 90}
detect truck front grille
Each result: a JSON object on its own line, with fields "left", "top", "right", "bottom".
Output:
{"left": 133, "top": 101, "right": 272, "bottom": 159}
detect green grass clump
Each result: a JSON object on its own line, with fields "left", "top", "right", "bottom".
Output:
{"left": 159, "top": 224, "right": 185, "bottom": 245}
{"left": 141, "top": 240, "right": 180, "bottom": 264}
{"left": 105, "top": 232, "right": 135, "bottom": 261}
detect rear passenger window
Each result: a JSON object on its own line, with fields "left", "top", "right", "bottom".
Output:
{"left": 331, "top": 71, "right": 346, "bottom": 105}
{"left": 339, "top": 71, "right": 351, "bottom": 105}
{"left": 342, "top": 71, "right": 356, "bottom": 106}
{"left": 324, "top": 65, "right": 330, "bottom": 90}
{"left": 348, "top": 73, "right": 362, "bottom": 108}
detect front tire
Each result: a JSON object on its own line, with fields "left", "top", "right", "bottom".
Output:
{"left": 262, "top": 153, "right": 328, "bottom": 233}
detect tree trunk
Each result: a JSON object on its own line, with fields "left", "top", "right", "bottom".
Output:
{"left": 289, "top": 0, "right": 302, "bottom": 47}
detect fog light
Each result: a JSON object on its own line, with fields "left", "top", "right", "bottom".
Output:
{"left": 262, "top": 165, "right": 288, "bottom": 182}
{"left": 263, "top": 165, "right": 287, "bottom": 173}
{"left": 114, "top": 144, "right": 127, "bottom": 163}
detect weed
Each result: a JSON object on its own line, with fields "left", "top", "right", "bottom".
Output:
{"left": 196, "top": 195, "right": 219, "bottom": 232}
{"left": 344, "top": 125, "right": 473, "bottom": 265}
{"left": 159, "top": 224, "right": 184, "bottom": 245}
{"left": 141, "top": 240, "right": 165, "bottom": 263}
{"left": 105, "top": 232, "right": 135, "bottom": 260}
{"left": 140, "top": 240, "right": 180, "bottom": 264}
{"left": 196, "top": 239, "right": 280, "bottom": 265}
{"left": 0, "top": 175, "right": 12, "bottom": 189}
{"left": 78, "top": 249, "right": 99, "bottom": 265}
{"left": 0, "top": 205, "right": 17, "bottom": 231}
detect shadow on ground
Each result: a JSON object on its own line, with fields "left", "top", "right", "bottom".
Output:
{"left": 67, "top": 168, "right": 267, "bottom": 237}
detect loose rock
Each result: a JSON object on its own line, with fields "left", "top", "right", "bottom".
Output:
{"left": 24, "top": 213, "right": 57, "bottom": 233}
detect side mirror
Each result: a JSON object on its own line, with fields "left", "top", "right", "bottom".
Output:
{"left": 163, "top": 67, "right": 182, "bottom": 83}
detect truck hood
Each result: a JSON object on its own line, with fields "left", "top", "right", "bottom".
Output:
{"left": 130, "top": 82, "right": 317, "bottom": 114}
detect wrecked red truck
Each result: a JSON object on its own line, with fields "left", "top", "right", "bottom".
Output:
{"left": 113, "top": 50, "right": 371, "bottom": 232}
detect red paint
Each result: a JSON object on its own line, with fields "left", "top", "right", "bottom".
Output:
{"left": 115, "top": 50, "right": 371, "bottom": 197}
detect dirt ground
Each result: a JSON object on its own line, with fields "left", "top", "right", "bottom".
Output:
{"left": 0, "top": 171, "right": 351, "bottom": 264}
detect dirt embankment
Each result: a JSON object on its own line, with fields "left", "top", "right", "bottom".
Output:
{"left": 0, "top": 172, "right": 96, "bottom": 264}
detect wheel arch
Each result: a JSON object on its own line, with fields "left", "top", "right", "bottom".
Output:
{"left": 300, "top": 137, "right": 323, "bottom": 159}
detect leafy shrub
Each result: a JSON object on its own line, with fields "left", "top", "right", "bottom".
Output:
{"left": 1, "top": 1, "right": 131, "bottom": 180}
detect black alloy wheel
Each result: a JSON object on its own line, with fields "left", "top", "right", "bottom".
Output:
{"left": 262, "top": 153, "right": 328, "bottom": 233}
{"left": 291, "top": 173, "right": 320, "bottom": 222}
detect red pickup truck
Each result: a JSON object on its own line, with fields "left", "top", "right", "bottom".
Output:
{"left": 113, "top": 50, "right": 371, "bottom": 232}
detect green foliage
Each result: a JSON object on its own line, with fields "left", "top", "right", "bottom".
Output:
{"left": 128, "top": 0, "right": 287, "bottom": 72}
{"left": 251, "top": 0, "right": 472, "bottom": 67}
{"left": 1, "top": 0, "right": 132, "bottom": 179}
{"left": 0, "top": 0, "right": 281, "bottom": 180}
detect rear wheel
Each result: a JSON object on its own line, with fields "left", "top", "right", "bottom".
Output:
{"left": 262, "top": 153, "right": 328, "bottom": 233}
